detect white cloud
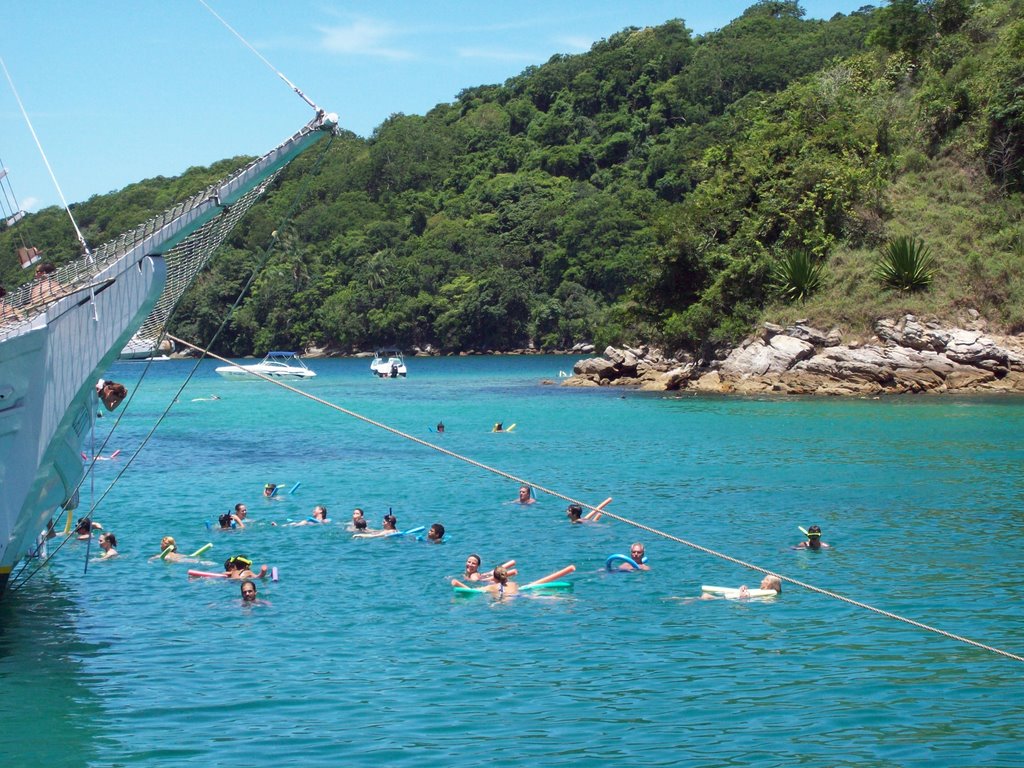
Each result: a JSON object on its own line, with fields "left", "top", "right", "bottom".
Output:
{"left": 316, "top": 19, "right": 414, "bottom": 60}
{"left": 554, "top": 35, "right": 593, "bottom": 53}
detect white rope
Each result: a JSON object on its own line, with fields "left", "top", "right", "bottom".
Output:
{"left": 168, "top": 335, "right": 1024, "bottom": 663}
{"left": 1, "top": 56, "right": 91, "bottom": 256}
{"left": 197, "top": 0, "right": 322, "bottom": 113}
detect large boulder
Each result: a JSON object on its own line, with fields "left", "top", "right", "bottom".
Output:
{"left": 719, "top": 335, "right": 815, "bottom": 376}
{"left": 573, "top": 357, "right": 618, "bottom": 378}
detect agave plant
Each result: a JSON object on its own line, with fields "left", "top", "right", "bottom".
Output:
{"left": 876, "top": 236, "right": 936, "bottom": 293}
{"left": 772, "top": 250, "right": 823, "bottom": 303}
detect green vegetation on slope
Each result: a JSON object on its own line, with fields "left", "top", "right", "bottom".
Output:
{"left": 3, "top": 0, "right": 1022, "bottom": 356}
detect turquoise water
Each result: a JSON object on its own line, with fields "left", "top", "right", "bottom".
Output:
{"left": 2, "top": 355, "right": 1023, "bottom": 766}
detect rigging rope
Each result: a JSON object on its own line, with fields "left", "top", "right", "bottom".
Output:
{"left": 1, "top": 56, "right": 92, "bottom": 256}
{"left": 197, "top": 0, "right": 322, "bottom": 113}
{"left": 167, "top": 335, "right": 1024, "bottom": 664}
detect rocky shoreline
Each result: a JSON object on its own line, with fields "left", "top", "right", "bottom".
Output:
{"left": 562, "top": 314, "right": 1024, "bottom": 395}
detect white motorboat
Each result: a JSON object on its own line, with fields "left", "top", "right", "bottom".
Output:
{"left": 216, "top": 351, "right": 317, "bottom": 380}
{"left": 370, "top": 348, "right": 407, "bottom": 378}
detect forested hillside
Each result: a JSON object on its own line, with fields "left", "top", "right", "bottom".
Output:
{"left": 3, "top": 0, "right": 1022, "bottom": 357}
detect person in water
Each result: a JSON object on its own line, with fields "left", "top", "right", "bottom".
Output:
{"left": 263, "top": 483, "right": 279, "bottom": 499}
{"left": 619, "top": 542, "right": 650, "bottom": 571}
{"left": 426, "top": 523, "right": 445, "bottom": 543}
{"left": 354, "top": 513, "right": 398, "bottom": 538}
{"left": 795, "top": 525, "right": 830, "bottom": 550}
{"left": 514, "top": 485, "right": 536, "bottom": 505}
{"left": 464, "top": 554, "right": 484, "bottom": 581}
{"left": 98, "top": 532, "right": 118, "bottom": 559}
{"left": 241, "top": 579, "right": 258, "bottom": 603}
{"left": 219, "top": 503, "right": 248, "bottom": 530}
{"left": 492, "top": 422, "right": 504, "bottom": 432}
{"left": 152, "top": 536, "right": 186, "bottom": 562}
{"left": 436, "top": 421, "right": 445, "bottom": 433}
{"left": 224, "top": 556, "right": 268, "bottom": 579}
{"left": 289, "top": 505, "right": 329, "bottom": 526}
{"left": 482, "top": 565, "right": 518, "bottom": 597}
{"left": 566, "top": 503, "right": 601, "bottom": 524}
{"left": 348, "top": 508, "right": 366, "bottom": 531}
{"left": 75, "top": 516, "right": 103, "bottom": 539}
{"left": 704, "top": 574, "right": 782, "bottom": 599}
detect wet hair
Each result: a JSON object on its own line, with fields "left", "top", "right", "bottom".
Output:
{"left": 763, "top": 575, "right": 782, "bottom": 593}
{"left": 74, "top": 517, "right": 92, "bottom": 534}
{"left": 807, "top": 525, "right": 822, "bottom": 537}
{"left": 234, "top": 503, "right": 246, "bottom": 514}
{"left": 467, "top": 554, "right": 481, "bottom": 568}
{"left": 218, "top": 513, "right": 233, "bottom": 529}
{"left": 567, "top": 504, "right": 583, "bottom": 520}
{"left": 383, "top": 513, "right": 397, "bottom": 530}
{"left": 101, "top": 532, "right": 117, "bottom": 548}
{"left": 354, "top": 519, "right": 367, "bottom": 530}
{"left": 226, "top": 555, "right": 252, "bottom": 571}
{"left": 313, "top": 505, "right": 328, "bottom": 520}
{"left": 492, "top": 565, "right": 510, "bottom": 584}
{"left": 240, "top": 579, "right": 257, "bottom": 600}
{"left": 352, "top": 508, "right": 364, "bottom": 517}
{"left": 160, "top": 536, "right": 177, "bottom": 552}
{"left": 429, "top": 523, "right": 445, "bottom": 539}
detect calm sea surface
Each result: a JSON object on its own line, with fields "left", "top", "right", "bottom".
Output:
{"left": 2, "top": 355, "right": 1023, "bottom": 767}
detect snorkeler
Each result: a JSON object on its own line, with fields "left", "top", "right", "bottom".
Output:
{"left": 794, "top": 525, "right": 830, "bottom": 550}
{"left": 224, "top": 555, "right": 268, "bottom": 579}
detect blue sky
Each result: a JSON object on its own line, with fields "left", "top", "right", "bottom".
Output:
{"left": 2, "top": 1, "right": 872, "bottom": 213}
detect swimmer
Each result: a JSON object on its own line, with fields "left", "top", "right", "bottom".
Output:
{"left": 288, "top": 505, "right": 329, "bottom": 526}
{"left": 224, "top": 555, "right": 268, "bottom": 579}
{"left": 492, "top": 421, "right": 504, "bottom": 432}
{"left": 482, "top": 565, "right": 518, "bottom": 597}
{"left": 220, "top": 503, "right": 248, "bottom": 530}
{"left": 703, "top": 574, "right": 782, "bottom": 599}
{"left": 352, "top": 512, "right": 399, "bottom": 538}
{"left": 74, "top": 516, "right": 102, "bottom": 539}
{"left": 436, "top": 421, "right": 445, "bottom": 433}
{"left": 513, "top": 485, "right": 536, "bottom": 505}
{"left": 152, "top": 536, "right": 186, "bottom": 562}
{"left": 241, "top": 579, "right": 258, "bottom": 602}
{"left": 348, "top": 508, "right": 366, "bottom": 531}
{"left": 566, "top": 503, "right": 600, "bottom": 523}
{"left": 795, "top": 524, "right": 829, "bottom": 550}
{"left": 98, "top": 532, "right": 118, "bottom": 559}
{"left": 426, "top": 523, "right": 445, "bottom": 543}
{"left": 620, "top": 543, "right": 650, "bottom": 571}
{"left": 263, "top": 483, "right": 279, "bottom": 499}
{"left": 464, "top": 554, "right": 484, "bottom": 581}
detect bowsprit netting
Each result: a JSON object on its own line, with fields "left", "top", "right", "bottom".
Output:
{"left": 0, "top": 112, "right": 337, "bottom": 344}
{"left": 119, "top": 171, "right": 281, "bottom": 358}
